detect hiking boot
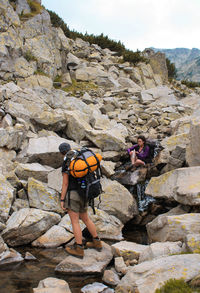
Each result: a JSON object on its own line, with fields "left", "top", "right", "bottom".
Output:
{"left": 65, "top": 243, "right": 84, "bottom": 259}
{"left": 86, "top": 238, "right": 102, "bottom": 251}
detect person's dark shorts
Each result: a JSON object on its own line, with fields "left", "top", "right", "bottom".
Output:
{"left": 64, "top": 190, "right": 88, "bottom": 213}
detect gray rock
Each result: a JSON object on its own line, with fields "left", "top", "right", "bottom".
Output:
{"left": 0, "top": 174, "right": 15, "bottom": 222}
{"left": 2, "top": 208, "right": 61, "bottom": 246}
{"left": 16, "top": 0, "right": 31, "bottom": 14}
{"left": 0, "top": 248, "right": 24, "bottom": 266}
{"left": 33, "top": 277, "right": 71, "bottom": 293}
{"left": 186, "top": 117, "right": 200, "bottom": 166}
{"left": 25, "top": 252, "right": 37, "bottom": 261}
{"left": 15, "top": 162, "right": 54, "bottom": 182}
{"left": 81, "top": 282, "right": 110, "bottom": 293}
{"left": 0, "top": 236, "right": 8, "bottom": 254}
{"left": 55, "top": 242, "right": 113, "bottom": 274}
{"left": 48, "top": 167, "right": 62, "bottom": 193}
{"left": 115, "top": 256, "right": 128, "bottom": 275}
{"left": 185, "top": 234, "right": 200, "bottom": 253}
{"left": 112, "top": 241, "right": 147, "bottom": 261}
{"left": 102, "top": 269, "right": 120, "bottom": 286}
{"left": 11, "top": 198, "right": 29, "bottom": 212}
{"left": 116, "top": 254, "right": 200, "bottom": 293}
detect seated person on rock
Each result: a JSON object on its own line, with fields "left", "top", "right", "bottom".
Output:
{"left": 127, "top": 135, "right": 150, "bottom": 167}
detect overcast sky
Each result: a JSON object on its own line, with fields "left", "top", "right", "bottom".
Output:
{"left": 42, "top": 0, "right": 200, "bottom": 51}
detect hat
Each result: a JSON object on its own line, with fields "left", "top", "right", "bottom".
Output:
{"left": 58, "top": 143, "right": 71, "bottom": 154}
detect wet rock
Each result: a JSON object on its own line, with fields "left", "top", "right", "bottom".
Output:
{"left": 55, "top": 242, "right": 113, "bottom": 274}
{"left": 147, "top": 213, "right": 200, "bottom": 242}
{"left": 103, "top": 269, "right": 120, "bottom": 286}
{"left": 28, "top": 178, "right": 62, "bottom": 213}
{"left": 15, "top": 162, "right": 54, "bottom": 182}
{"left": 116, "top": 254, "right": 200, "bottom": 293}
{"left": 146, "top": 166, "right": 200, "bottom": 205}
{"left": 81, "top": 282, "right": 113, "bottom": 293}
{"left": 2, "top": 208, "right": 61, "bottom": 246}
{"left": 33, "top": 277, "right": 71, "bottom": 293}
{"left": 32, "top": 225, "right": 74, "bottom": 248}
{"left": 96, "top": 177, "right": 138, "bottom": 223}
{"left": 139, "top": 241, "right": 185, "bottom": 263}
{"left": 0, "top": 174, "right": 15, "bottom": 222}
{"left": 0, "top": 248, "right": 23, "bottom": 266}
{"left": 111, "top": 241, "right": 147, "bottom": 261}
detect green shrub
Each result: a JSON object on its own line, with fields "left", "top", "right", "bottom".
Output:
{"left": 155, "top": 279, "right": 192, "bottom": 293}
{"left": 20, "top": 0, "right": 43, "bottom": 19}
{"left": 62, "top": 79, "right": 98, "bottom": 95}
{"left": 166, "top": 58, "right": 177, "bottom": 80}
{"left": 47, "top": 9, "right": 145, "bottom": 65}
{"left": 181, "top": 80, "right": 200, "bottom": 88}
{"left": 24, "top": 50, "right": 37, "bottom": 62}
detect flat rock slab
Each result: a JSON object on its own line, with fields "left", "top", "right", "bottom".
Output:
{"left": 111, "top": 241, "right": 147, "bottom": 261}
{"left": 55, "top": 242, "right": 113, "bottom": 275}
{"left": 116, "top": 254, "right": 200, "bottom": 293}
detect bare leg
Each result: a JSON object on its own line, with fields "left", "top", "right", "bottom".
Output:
{"left": 79, "top": 212, "right": 98, "bottom": 238}
{"left": 68, "top": 209, "right": 82, "bottom": 244}
{"left": 134, "top": 159, "right": 145, "bottom": 166}
{"left": 130, "top": 150, "right": 136, "bottom": 165}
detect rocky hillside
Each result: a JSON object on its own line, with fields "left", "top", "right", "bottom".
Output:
{"left": 152, "top": 47, "right": 200, "bottom": 82}
{"left": 1, "top": 1, "right": 200, "bottom": 292}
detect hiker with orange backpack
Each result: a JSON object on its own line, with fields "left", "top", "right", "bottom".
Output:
{"left": 59, "top": 142, "right": 102, "bottom": 258}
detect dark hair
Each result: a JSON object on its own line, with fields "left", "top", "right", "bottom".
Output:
{"left": 137, "top": 135, "right": 146, "bottom": 144}
{"left": 58, "top": 143, "right": 71, "bottom": 155}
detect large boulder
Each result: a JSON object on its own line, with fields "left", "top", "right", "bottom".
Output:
{"left": 15, "top": 162, "right": 53, "bottom": 182}
{"left": 2, "top": 208, "right": 61, "bottom": 246}
{"left": 161, "top": 132, "right": 189, "bottom": 152}
{"left": 145, "top": 167, "right": 200, "bottom": 205}
{"left": 19, "top": 136, "right": 79, "bottom": 168}
{"left": 55, "top": 242, "right": 113, "bottom": 274}
{"left": 146, "top": 213, "right": 200, "bottom": 242}
{"left": 186, "top": 117, "right": 200, "bottom": 166}
{"left": 32, "top": 225, "right": 74, "bottom": 248}
{"left": 185, "top": 234, "right": 200, "bottom": 253}
{"left": 0, "top": 174, "right": 15, "bottom": 222}
{"left": 111, "top": 241, "right": 147, "bottom": 261}
{"left": 116, "top": 254, "right": 200, "bottom": 293}
{"left": 96, "top": 178, "right": 138, "bottom": 223}
{"left": 28, "top": 177, "right": 62, "bottom": 213}
{"left": 0, "top": 248, "right": 24, "bottom": 267}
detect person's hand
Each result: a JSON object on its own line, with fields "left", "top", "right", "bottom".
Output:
{"left": 61, "top": 201, "right": 67, "bottom": 211}
{"left": 130, "top": 151, "right": 133, "bottom": 156}
{"left": 135, "top": 151, "right": 139, "bottom": 154}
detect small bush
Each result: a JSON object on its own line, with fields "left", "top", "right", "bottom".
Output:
{"left": 61, "top": 79, "right": 98, "bottom": 95}
{"left": 24, "top": 50, "right": 37, "bottom": 62}
{"left": 20, "top": 0, "right": 43, "bottom": 19}
{"left": 155, "top": 279, "right": 192, "bottom": 293}
{"left": 166, "top": 58, "right": 177, "bottom": 80}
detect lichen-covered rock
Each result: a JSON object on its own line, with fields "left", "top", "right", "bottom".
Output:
{"left": 32, "top": 225, "right": 74, "bottom": 248}
{"left": 111, "top": 241, "right": 147, "bottom": 261}
{"left": 186, "top": 117, "right": 200, "bottom": 166}
{"left": 116, "top": 254, "right": 200, "bottom": 293}
{"left": 28, "top": 177, "right": 62, "bottom": 213}
{"left": 96, "top": 177, "right": 138, "bottom": 223}
{"left": 185, "top": 234, "right": 200, "bottom": 253}
{"left": 2, "top": 208, "right": 61, "bottom": 246}
{"left": 147, "top": 213, "right": 200, "bottom": 242}
{"left": 55, "top": 242, "right": 113, "bottom": 274}
{"left": 15, "top": 162, "right": 53, "bottom": 182}
{"left": 0, "top": 174, "right": 15, "bottom": 222}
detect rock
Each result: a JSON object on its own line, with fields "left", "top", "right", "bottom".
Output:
{"left": 32, "top": 225, "right": 74, "bottom": 248}
{"left": 139, "top": 241, "right": 185, "bottom": 263}
{"left": 58, "top": 214, "right": 86, "bottom": 233}
{"left": 48, "top": 167, "right": 62, "bottom": 193}
{"left": 146, "top": 213, "right": 200, "bottom": 243}
{"left": 115, "top": 254, "right": 200, "bottom": 293}
{"left": 0, "top": 223, "right": 6, "bottom": 233}
{"left": 0, "top": 236, "right": 8, "bottom": 254}
{"left": 118, "top": 77, "right": 142, "bottom": 91}
{"left": 185, "top": 234, "right": 200, "bottom": 253}
{"left": 115, "top": 256, "right": 128, "bottom": 275}
{"left": 81, "top": 282, "right": 111, "bottom": 293}
{"left": 111, "top": 241, "right": 147, "bottom": 261}
{"left": 96, "top": 177, "right": 138, "bottom": 223}
{"left": 100, "top": 160, "right": 116, "bottom": 178}
{"left": 2, "top": 208, "right": 61, "bottom": 246}
{"left": 20, "top": 136, "right": 79, "bottom": 168}
{"left": 1, "top": 113, "right": 13, "bottom": 128}
{"left": 11, "top": 198, "right": 29, "bottom": 212}
{"left": 145, "top": 166, "right": 200, "bottom": 205}
{"left": 0, "top": 248, "right": 24, "bottom": 266}
{"left": 33, "top": 277, "right": 71, "bottom": 293}
{"left": 170, "top": 116, "right": 191, "bottom": 135}
{"left": 0, "top": 174, "right": 15, "bottom": 222}
{"left": 88, "top": 208, "right": 124, "bottom": 241}
{"left": 161, "top": 132, "right": 189, "bottom": 152}
{"left": 102, "top": 269, "right": 120, "bottom": 286}
{"left": 186, "top": 117, "right": 200, "bottom": 166}
{"left": 28, "top": 177, "right": 62, "bottom": 213}
{"left": 16, "top": 0, "right": 31, "bottom": 15}
{"left": 114, "top": 168, "right": 147, "bottom": 186}
{"left": 15, "top": 162, "right": 54, "bottom": 182}
{"left": 85, "top": 124, "right": 128, "bottom": 151}
{"left": 17, "top": 75, "right": 53, "bottom": 89}
{"left": 55, "top": 242, "right": 113, "bottom": 274}
{"left": 25, "top": 252, "right": 37, "bottom": 261}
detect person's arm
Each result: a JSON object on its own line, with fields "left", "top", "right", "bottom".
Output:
{"left": 60, "top": 173, "right": 69, "bottom": 211}
{"left": 137, "top": 145, "right": 150, "bottom": 160}
{"left": 127, "top": 144, "right": 137, "bottom": 154}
